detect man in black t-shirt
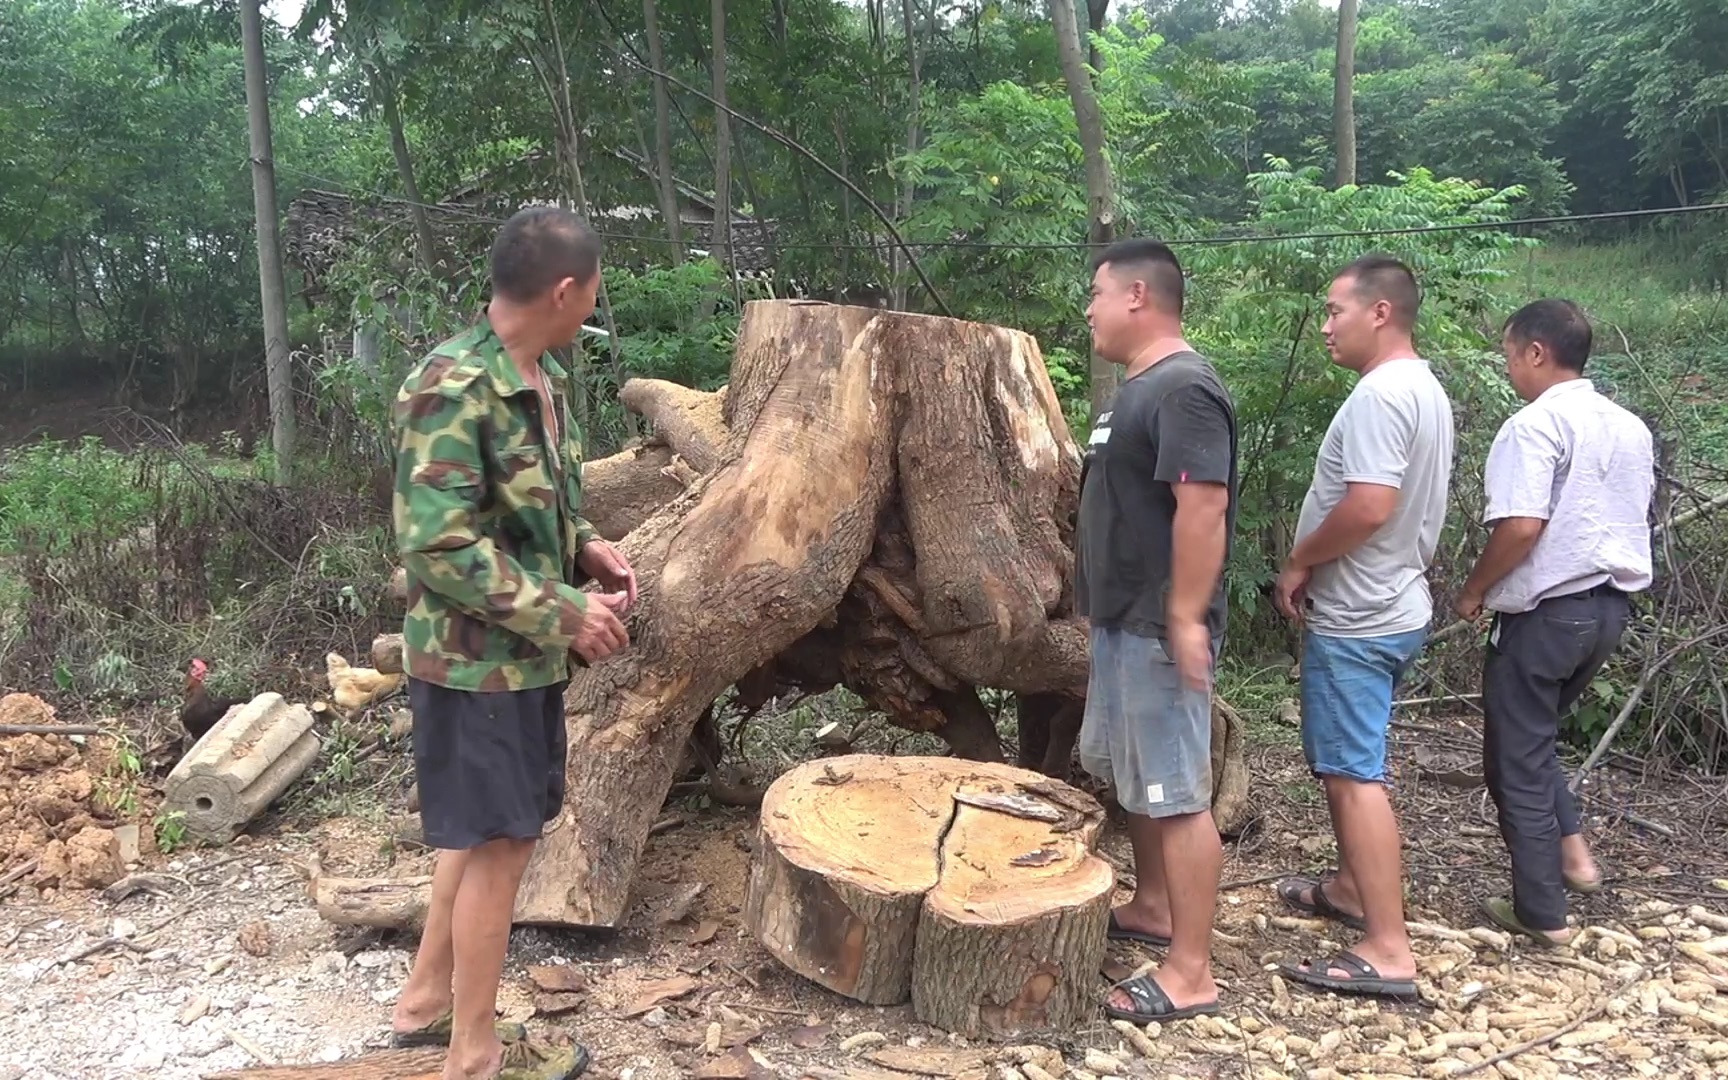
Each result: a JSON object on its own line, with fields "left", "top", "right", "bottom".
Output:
{"left": 1075, "top": 238, "right": 1238, "bottom": 1023}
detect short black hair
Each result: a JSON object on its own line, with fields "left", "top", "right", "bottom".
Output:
{"left": 1093, "top": 237, "right": 1184, "bottom": 316}
{"left": 489, "top": 205, "right": 603, "bottom": 303}
{"left": 1503, "top": 298, "right": 1593, "bottom": 373}
{"left": 1337, "top": 253, "right": 1420, "bottom": 329}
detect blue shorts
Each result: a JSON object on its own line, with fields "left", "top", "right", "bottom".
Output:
{"left": 1078, "top": 626, "right": 1220, "bottom": 819}
{"left": 1299, "top": 627, "right": 1427, "bottom": 784}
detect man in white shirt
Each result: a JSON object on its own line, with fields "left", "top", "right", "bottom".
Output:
{"left": 1273, "top": 255, "right": 1454, "bottom": 1001}
{"left": 1455, "top": 298, "right": 1654, "bottom": 946}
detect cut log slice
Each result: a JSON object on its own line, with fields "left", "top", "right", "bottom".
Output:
{"left": 912, "top": 782, "right": 1114, "bottom": 1036}
{"left": 744, "top": 754, "right": 1111, "bottom": 1035}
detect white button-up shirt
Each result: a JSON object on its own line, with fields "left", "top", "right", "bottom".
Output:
{"left": 1482, "top": 378, "right": 1655, "bottom": 614}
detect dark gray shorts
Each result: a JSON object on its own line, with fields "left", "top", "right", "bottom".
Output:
{"left": 407, "top": 677, "right": 568, "bottom": 851}
{"left": 1078, "top": 626, "right": 1218, "bottom": 819}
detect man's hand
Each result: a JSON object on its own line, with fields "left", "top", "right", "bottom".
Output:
{"left": 1454, "top": 590, "right": 1485, "bottom": 622}
{"left": 572, "top": 592, "right": 630, "bottom": 664}
{"left": 1167, "top": 618, "right": 1213, "bottom": 692}
{"left": 1274, "top": 562, "right": 1310, "bottom": 623}
{"left": 578, "top": 539, "right": 637, "bottom": 612}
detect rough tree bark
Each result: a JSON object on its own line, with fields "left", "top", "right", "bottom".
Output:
{"left": 1333, "top": 0, "right": 1358, "bottom": 187}
{"left": 511, "top": 301, "right": 1087, "bottom": 928}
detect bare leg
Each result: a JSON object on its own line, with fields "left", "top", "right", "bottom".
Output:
{"left": 393, "top": 848, "right": 469, "bottom": 1033}
{"left": 1107, "top": 810, "right": 1221, "bottom": 1012}
{"left": 1560, "top": 834, "right": 1598, "bottom": 885}
{"left": 443, "top": 837, "right": 538, "bottom": 1080}
{"left": 1309, "top": 777, "right": 1414, "bottom": 980}
{"left": 1112, "top": 812, "right": 1170, "bottom": 938}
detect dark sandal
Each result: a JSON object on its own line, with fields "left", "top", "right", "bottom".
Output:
{"left": 1102, "top": 973, "right": 1220, "bottom": 1022}
{"left": 1480, "top": 897, "right": 1573, "bottom": 948}
{"left": 1276, "top": 873, "right": 1367, "bottom": 931}
{"left": 389, "top": 1010, "right": 529, "bottom": 1048}
{"left": 1277, "top": 950, "right": 1420, "bottom": 1001}
{"left": 1107, "top": 911, "right": 1171, "bottom": 948}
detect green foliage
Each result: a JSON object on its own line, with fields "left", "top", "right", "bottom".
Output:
{"left": 605, "top": 261, "right": 740, "bottom": 392}
{"left": 0, "top": 437, "right": 156, "bottom": 555}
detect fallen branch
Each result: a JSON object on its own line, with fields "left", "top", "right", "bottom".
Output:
{"left": 0, "top": 723, "right": 100, "bottom": 736}
{"left": 1572, "top": 627, "right": 1728, "bottom": 791}
{"left": 1451, "top": 966, "right": 1646, "bottom": 1078}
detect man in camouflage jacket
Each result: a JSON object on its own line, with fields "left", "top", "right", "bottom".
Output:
{"left": 387, "top": 206, "right": 632, "bottom": 1080}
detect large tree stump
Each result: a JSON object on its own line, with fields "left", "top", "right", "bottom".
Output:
{"left": 744, "top": 754, "right": 1111, "bottom": 1035}
{"left": 513, "top": 302, "right": 1087, "bottom": 929}
{"left": 162, "top": 693, "right": 319, "bottom": 845}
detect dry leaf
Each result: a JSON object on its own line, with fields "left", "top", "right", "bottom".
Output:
{"left": 624, "top": 974, "right": 700, "bottom": 1016}
{"left": 1101, "top": 957, "right": 1134, "bottom": 983}
{"left": 527, "top": 964, "right": 588, "bottom": 994}
{"left": 788, "top": 1024, "right": 832, "bottom": 1049}
{"left": 866, "top": 1046, "right": 992, "bottom": 1076}
{"left": 533, "top": 991, "right": 585, "bottom": 1016}
{"left": 692, "top": 1046, "right": 774, "bottom": 1079}
{"left": 686, "top": 918, "right": 723, "bottom": 945}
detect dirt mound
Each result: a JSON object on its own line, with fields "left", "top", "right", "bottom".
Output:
{"left": 0, "top": 693, "right": 149, "bottom": 894}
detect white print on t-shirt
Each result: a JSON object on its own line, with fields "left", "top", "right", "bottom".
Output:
{"left": 1089, "top": 411, "right": 1113, "bottom": 447}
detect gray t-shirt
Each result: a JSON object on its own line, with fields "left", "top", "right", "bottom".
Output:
{"left": 1293, "top": 357, "right": 1455, "bottom": 638}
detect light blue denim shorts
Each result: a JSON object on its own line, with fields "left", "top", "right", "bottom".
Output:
{"left": 1299, "top": 627, "right": 1427, "bottom": 783}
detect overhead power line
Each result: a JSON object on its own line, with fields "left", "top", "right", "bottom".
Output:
{"left": 276, "top": 163, "right": 1728, "bottom": 256}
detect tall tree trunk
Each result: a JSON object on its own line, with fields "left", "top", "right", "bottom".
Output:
{"left": 890, "top": 0, "right": 924, "bottom": 311}
{"left": 642, "top": 0, "right": 684, "bottom": 260}
{"left": 1086, "top": 0, "right": 1110, "bottom": 73}
{"left": 537, "top": 0, "right": 635, "bottom": 437}
{"left": 239, "top": 0, "right": 296, "bottom": 485}
{"left": 1332, "top": 0, "right": 1358, "bottom": 187}
{"left": 709, "top": 0, "right": 732, "bottom": 286}
{"left": 374, "top": 66, "right": 438, "bottom": 275}
{"left": 1046, "top": 0, "right": 1116, "bottom": 424}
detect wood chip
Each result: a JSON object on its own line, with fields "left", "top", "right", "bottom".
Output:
{"left": 178, "top": 994, "right": 211, "bottom": 1026}
{"left": 623, "top": 974, "right": 699, "bottom": 1016}
{"left": 951, "top": 789, "right": 1062, "bottom": 822}
{"left": 532, "top": 991, "right": 585, "bottom": 1016}
{"left": 788, "top": 1023, "right": 831, "bottom": 1048}
{"left": 865, "top": 1046, "right": 992, "bottom": 1075}
{"left": 527, "top": 964, "right": 587, "bottom": 993}
{"left": 692, "top": 1045, "right": 773, "bottom": 1079}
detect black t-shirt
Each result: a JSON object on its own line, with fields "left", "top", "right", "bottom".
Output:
{"left": 1074, "top": 351, "right": 1239, "bottom": 640}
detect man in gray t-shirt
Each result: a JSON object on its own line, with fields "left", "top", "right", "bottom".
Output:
{"left": 1272, "top": 255, "right": 1454, "bottom": 1003}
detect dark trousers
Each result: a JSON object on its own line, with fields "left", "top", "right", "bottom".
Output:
{"left": 1482, "top": 584, "right": 1630, "bottom": 930}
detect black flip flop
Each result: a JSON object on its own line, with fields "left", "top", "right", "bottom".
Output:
{"left": 1277, "top": 950, "right": 1420, "bottom": 1002}
{"left": 1102, "top": 973, "right": 1220, "bottom": 1023}
{"left": 1276, "top": 873, "right": 1367, "bottom": 931}
{"left": 1107, "top": 911, "right": 1171, "bottom": 948}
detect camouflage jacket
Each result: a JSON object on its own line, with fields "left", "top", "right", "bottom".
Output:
{"left": 391, "top": 317, "right": 601, "bottom": 692}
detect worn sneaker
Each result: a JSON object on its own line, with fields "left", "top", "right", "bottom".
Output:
{"left": 498, "top": 1039, "right": 591, "bottom": 1079}
{"left": 389, "top": 1010, "right": 529, "bottom": 1048}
